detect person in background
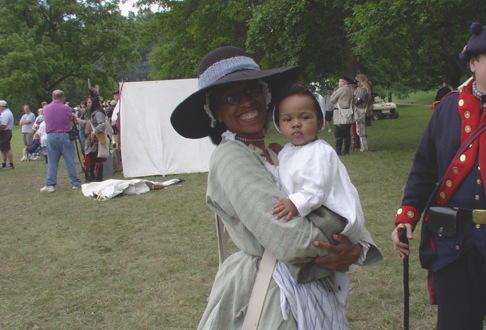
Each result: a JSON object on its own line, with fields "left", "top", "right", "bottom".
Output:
{"left": 324, "top": 86, "right": 335, "bottom": 132}
{"left": 40, "top": 90, "right": 81, "bottom": 192}
{"left": 0, "top": 100, "right": 14, "bottom": 169}
{"left": 37, "top": 120, "right": 48, "bottom": 163}
{"left": 355, "top": 74, "right": 373, "bottom": 152}
{"left": 392, "top": 22, "right": 486, "bottom": 330}
{"left": 349, "top": 81, "right": 360, "bottom": 150}
{"left": 331, "top": 76, "right": 355, "bottom": 155}
{"left": 84, "top": 90, "right": 106, "bottom": 182}
{"left": 19, "top": 105, "right": 36, "bottom": 147}
{"left": 33, "top": 108, "right": 44, "bottom": 130}
{"left": 111, "top": 90, "right": 121, "bottom": 149}
{"left": 77, "top": 101, "right": 87, "bottom": 149}
{"left": 20, "top": 133, "right": 41, "bottom": 161}
{"left": 435, "top": 80, "right": 452, "bottom": 101}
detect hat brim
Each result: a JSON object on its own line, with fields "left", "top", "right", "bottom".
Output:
{"left": 171, "top": 66, "right": 299, "bottom": 139}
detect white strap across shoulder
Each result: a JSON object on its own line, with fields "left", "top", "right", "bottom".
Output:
{"left": 215, "top": 215, "right": 277, "bottom": 330}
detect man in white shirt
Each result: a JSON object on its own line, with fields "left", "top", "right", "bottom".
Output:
{"left": 0, "top": 100, "right": 15, "bottom": 169}
{"left": 19, "top": 105, "right": 36, "bottom": 147}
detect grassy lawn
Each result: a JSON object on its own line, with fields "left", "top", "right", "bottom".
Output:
{"left": 1, "top": 105, "right": 460, "bottom": 329}
{"left": 395, "top": 91, "right": 436, "bottom": 106}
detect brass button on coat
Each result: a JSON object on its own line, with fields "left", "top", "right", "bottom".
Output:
{"left": 446, "top": 180, "right": 453, "bottom": 187}
{"left": 453, "top": 167, "right": 460, "bottom": 174}
{"left": 460, "top": 154, "right": 466, "bottom": 162}
{"left": 459, "top": 99, "right": 465, "bottom": 106}
{"left": 407, "top": 211, "right": 414, "bottom": 218}
{"left": 477, "top": 179, "right": 482, "bottom": 185}
{"left": 397, "top": 208, "right": 403, "bottom": 215}
{"left": 464, "top": 110, "right": 470, "bottom": 118}
{"left": 475, "top": 195, "right": 480, "bottom": 200}
{"left": 440, "top": 192, "right": 446, "bottom": 199}
{"left": 455, "top": 245, "right": 460, "bottom": 250}
{"left": 465, "top": 125, "right": 472, "bottom": 133}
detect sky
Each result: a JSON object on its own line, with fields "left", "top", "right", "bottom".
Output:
{"left": 118, "top": 0, "right": 159, "bottom": 16}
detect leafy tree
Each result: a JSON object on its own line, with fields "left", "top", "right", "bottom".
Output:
{"left": 0, "top": 0, "right": 140, "bottom": 108}
{"left": 144, "top": 0, "right": 364, "bottom": 90}
{"left": 349, "top": 0, "right": 486, "bottom": 89}
{"left": 145, "top": 0, "right": 258, "bottom": 80}
{"left": 246, "top": 0, "right": 361, "bottom": 87}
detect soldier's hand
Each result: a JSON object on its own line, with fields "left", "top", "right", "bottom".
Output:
{"left": 391, "top": 223, "right": 413, "bottom": 258}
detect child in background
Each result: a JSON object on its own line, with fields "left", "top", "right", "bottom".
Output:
{"left": 271, "top": 82, "right": 364, "bottom": 245}
{"left": 20, "top": 133, "right": 41, "bottom": 161}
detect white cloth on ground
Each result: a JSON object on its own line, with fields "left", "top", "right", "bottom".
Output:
{"left": 81, "top": 178, "right": 182, "bottom": 200}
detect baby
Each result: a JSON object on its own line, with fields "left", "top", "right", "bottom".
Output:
{"left": 271, "top": 83, "right": 364, "bottom": 244}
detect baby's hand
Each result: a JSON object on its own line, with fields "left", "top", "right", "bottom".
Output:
{"left": 272, "top": 198, "right": 298, "bottom": 222}
{"left": 268, "top": 143, "right": 283, "bottom": 154}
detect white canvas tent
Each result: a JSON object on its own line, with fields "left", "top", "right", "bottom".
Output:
{"left": 120, "top": 79, "right": 216, "bottom": 178}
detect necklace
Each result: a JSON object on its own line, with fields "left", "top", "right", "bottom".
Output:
{"left": 235, "top": 135, "right": 265, "bottom": 143}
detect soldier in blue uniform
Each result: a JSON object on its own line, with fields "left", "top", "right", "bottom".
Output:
{"left": 392, "top": 22, "right": 486, "bottom": 330}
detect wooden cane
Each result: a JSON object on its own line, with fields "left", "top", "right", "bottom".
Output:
{"left": 398, "top": 226, "right": 410, "bottom": 330}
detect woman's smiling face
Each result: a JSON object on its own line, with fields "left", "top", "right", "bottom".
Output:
{"left": 214, "top": 80, "right": 267, "bottom": 138}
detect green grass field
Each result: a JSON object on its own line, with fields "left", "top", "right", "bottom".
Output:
{"left": 0, "top": 106, "right": 463, "bottom": 329}
{"left": 395, "top": 91, "right": 436, "bottom": 106}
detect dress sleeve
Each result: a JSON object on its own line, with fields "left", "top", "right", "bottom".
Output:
{"left": 207, "top": 141, "right": 333, "bottom": 264}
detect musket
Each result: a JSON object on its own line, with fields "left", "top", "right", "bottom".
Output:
{"left": 72, "top": 116, "right": 87, "bottom": 178}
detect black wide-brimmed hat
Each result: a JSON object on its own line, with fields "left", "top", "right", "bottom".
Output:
{"left": 171, "top": 46, "right": 299, "bottom": 139}
{"left": 460, "top": 22, "right": 486, "bottom": 60}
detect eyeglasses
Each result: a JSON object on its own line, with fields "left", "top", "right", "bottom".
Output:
{"left": 219, "top": 85, "right": 263, "bottom": 106}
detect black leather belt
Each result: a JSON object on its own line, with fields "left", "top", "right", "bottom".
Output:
{"left": 458, "top": 208, "right": 486, "bottom": 225}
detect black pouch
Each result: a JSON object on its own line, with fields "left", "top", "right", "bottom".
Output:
{"left": 427, "top": 206, "right": 462, "bottom": 237}
{"left": 68, "top": 129, "right": 77, "bottom": 141}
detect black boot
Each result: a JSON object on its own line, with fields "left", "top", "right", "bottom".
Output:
{"left": 335, "top": 138, "right": 343, "bottom": 155}
{"left": 343, "top": 138, "right": 351, "bottom": 155}
{"left": 86, "top": 164, "right": 96, "bottom": 182}
{"left": 94, "top": 163, "right": 103, "bottom": 182}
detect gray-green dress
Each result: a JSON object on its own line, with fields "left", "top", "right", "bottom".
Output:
{"left": 198, "top": 139, "right": 383, "bottom": 330}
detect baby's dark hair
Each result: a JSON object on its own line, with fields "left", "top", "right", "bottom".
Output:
{"left": 273, "top": 82, "right": 323, "bottom": 127}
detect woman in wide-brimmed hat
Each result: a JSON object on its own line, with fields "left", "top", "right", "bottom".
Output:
{"left": 171, "top": 46, "right": 383, "bottom": 329}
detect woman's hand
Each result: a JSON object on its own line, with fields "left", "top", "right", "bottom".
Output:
{"left": 268, "top": 142, "right": 283, "bottom": 154}
{"left": 391, "top": 223, "right": 413, "bottom": 258}
{"left": 312, "top": 234, "right": 361, "bottom": 270}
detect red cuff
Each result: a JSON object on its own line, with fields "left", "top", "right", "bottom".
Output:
{"left": 395, "top": 205, "right": 420, "bottom": 230}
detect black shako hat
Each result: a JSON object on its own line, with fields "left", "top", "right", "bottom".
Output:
{"left": 171, "top": 46, "right": 299, "bottom": 139}
{"left": 460, "top": 22, "right": 486, "bottom": 60}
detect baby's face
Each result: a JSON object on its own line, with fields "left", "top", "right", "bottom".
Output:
{"left": 278, "top": 94, "right": 322, "bottom": 146}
